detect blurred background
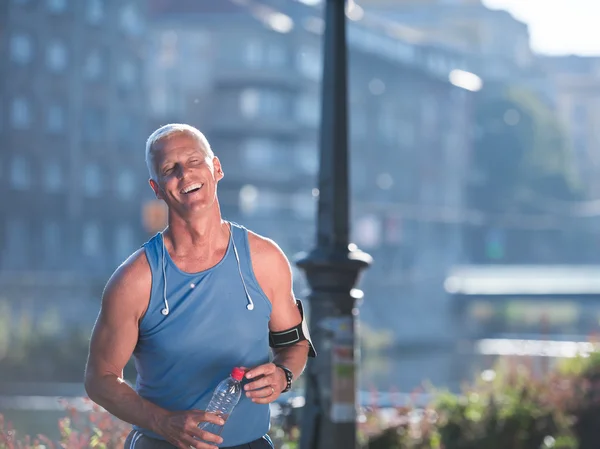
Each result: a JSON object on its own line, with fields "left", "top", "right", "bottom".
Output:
{"left": 2, "top": 0, "right": 600, "bottom": 445}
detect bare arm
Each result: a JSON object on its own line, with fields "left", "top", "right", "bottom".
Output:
{"left": 84, "top": 249, "right": 223, "bottom": 449}
{"left": 84, "top": 249, "right": 164, "bottom": 430}
{"left": 244, "top": 234, "right": 310, "bottom": 402}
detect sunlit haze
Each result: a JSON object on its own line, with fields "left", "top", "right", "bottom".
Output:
{"left": 482, "top": 0, "right": 600, "bottom": 56}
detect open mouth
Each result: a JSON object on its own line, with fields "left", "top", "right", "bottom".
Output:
{"left": 180, "top": 182, "right": 204, "bottom": 195}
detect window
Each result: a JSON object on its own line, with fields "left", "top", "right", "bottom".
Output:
{"left": 241, "top": 139, "right": 276, "bottom": 168}
{"left": 158, "top": 31, "right": 178, "bottom": 67}
{"left": 378, "top": 101, "right": 395, "bottom": 143}
{"left": 10, "top": 156, "right": 31, "bottom": 190}
{"left": 240, "top": 89, "right": 260, "bottom": 118}
{"left": 83, "top": 108, "right": 105, "bottom": 142}
{"left": 120, "top": 4, "right": 142, "bottom": 35}
{"left": 86, "top": 0, "right": 104, "bottom": 24}
{"left": 295, "top": 94, "right": 319, "bottom": 126}
{"left": 261, "top": 91, "right": 285, "bottom": 117}
{"left": 11, "top": 97, "right": 31, "bottom": 129}
{"left": 295, "top": 142, "right": 318, "bottom": 175}
{"left": 47, "top": 0, "right": 67, "bottom": 13}
{"left": 244, "top": 40, "right": 263, "bottom": 68}
{"left": 253, "top": 189, "right": 281, "bottom": 215}
{"left": 4, "top": 218, "right": 27, "bottom": 269}
{"left": 354, "top": 215, "right": 382, "bottom": 249}
{"left": 44, "top": 160, "right": 63, "bottom": 192}
{"left": 84, "top": 50, "right": 102, "bottom": 80}
{"left": 291, "top": 192, "right": 315, "bottom": 219}
{"left": 83, "top": 163, "right": 102, "bottom": 197}
{"left": 82, "top": 222, "right": 101, "bottom": 256}
{"left": 115, "top": 223, "right": 134, "bottom": 262}
{"left": 297, "top": 45, "right": 322, "bottom": 80}
{"left": 47, "top": 104, "right": 65, "bottom": 133}
{"left": 150, "top": 87, "right": 168, "bottom": 116}
{"left": 117, "top": 116, "right": 138, "bottom": 144}
{"left": 42, "top": 221, "right": 61, "bottom": 265}
{"left": 239, "top": 184, "right": 259, "bottom": 215}
{"left": 239, "top": 89, "right": 285, "bottom": 119}
{"left": 46, "top": 40, "right": 68, "bottom": 72}
{"left": 119, "top": 61, "right": 136, "bottom": 87}
{"left": 267, "top": 43, "right": 286, "bottom": 67}
{"left": 117, "top": 169, "right": 135, "bottom": 199}
{"left": 10, "top": 34, "right": 32, "bottom": 64}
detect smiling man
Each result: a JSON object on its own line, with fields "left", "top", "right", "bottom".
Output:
{"left": 84, "top": 124, "right": 315, "bottom": 449}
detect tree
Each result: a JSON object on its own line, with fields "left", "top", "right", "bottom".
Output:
{"left": 470, "top": 85, "right": 580, "bottom": 214}
{"left": 466, "top": 84, "right": 581, "bottom": 263}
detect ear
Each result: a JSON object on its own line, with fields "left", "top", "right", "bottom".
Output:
{"left": 149, "top": 178, "right": 163, "bottom": 200}
{"left": 213, "top": 157, "right": 224, "bottom": 182}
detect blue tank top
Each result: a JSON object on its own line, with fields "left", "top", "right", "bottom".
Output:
{"left": 132, "top": 222, "right": 272, "bottom": 446}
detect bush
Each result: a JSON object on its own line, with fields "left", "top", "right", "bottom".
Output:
{"left": 367, "top": 352, "right": 600, "bottom": 449}
{"left": 4, "top": 353, "right": 600, "bottom": 449}
{"left": 0, "top": 399, "right": 130, "bottom": 449}
{"left": 0, "top": 399, "right": 299, "bottom": 449}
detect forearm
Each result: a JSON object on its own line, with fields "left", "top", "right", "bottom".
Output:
{"left": 85, "top": 373, "right": 168, "bottom": 433}
{"left": 272, "top": 343, "right": 309, "bottom": 380}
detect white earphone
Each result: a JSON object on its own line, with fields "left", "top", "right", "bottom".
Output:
{"left": 160, "top": 227, "right": 254, "bottom": 316}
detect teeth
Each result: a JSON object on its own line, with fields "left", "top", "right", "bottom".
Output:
{"left": 182, "top": 183, "right": 203, "bottom": 194}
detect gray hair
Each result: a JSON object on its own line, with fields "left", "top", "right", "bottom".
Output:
{"left": 145, "top": 123, "right": 214, "bottom": 179}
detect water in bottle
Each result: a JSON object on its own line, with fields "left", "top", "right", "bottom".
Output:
{"left": 197, "top": 367, "right": 244, "bottom": 442}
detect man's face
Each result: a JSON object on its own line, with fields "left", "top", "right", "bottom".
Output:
{"left": 149, "top": 133, "right": 223, "bottom": 216}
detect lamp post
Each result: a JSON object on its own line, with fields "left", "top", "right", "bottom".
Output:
{"left": 296, "top": 1, "right": 372, "bottom": 448}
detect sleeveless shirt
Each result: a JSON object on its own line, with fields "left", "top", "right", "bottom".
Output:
{"left": 132, "top": 222, "right": 272, "bottom": 446}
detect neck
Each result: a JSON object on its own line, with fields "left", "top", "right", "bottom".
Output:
{"left": 164, "top": 205, "right": 228, "bottom": 255}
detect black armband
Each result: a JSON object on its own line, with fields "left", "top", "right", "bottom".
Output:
{"left": 269, "top": 299, "right": 317, "bottom": 357}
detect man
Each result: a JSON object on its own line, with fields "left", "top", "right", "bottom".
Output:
{"left": 84, "top": 124, "right": 315, "bottom": 449}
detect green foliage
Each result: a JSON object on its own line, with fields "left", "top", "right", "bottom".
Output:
{"left": 0, "top": 399, "right": 130, "bottom": 449}
{"left": 472, "top": 85, "right": 580, "bottom": 213}
{"left": 0, "top": 400, "right": 300, "bottom": 449}
{"left": 4, "top": 353, "right": 600, "bottom": 449}
{"left": 365, "top": 353, "right": 600, "bottom": 449}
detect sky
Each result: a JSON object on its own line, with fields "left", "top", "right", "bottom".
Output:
{"left": 482, "top": 0, "right": 600, "bottom": 56}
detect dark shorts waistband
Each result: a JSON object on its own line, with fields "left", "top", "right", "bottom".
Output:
{"left": 124, "top": 429, "right": 274, "bottom": 449}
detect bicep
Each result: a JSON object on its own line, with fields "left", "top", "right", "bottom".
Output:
{"left": 248, "top": 233, "right": 305, "bottom": 332}
{"left": 87, "top": 299, "right": 139, "bottom": 378}
{"left": 263, "top": 249, "right": 302, "bottom": 332}
{"left": 269, "top": 289, "right": 303, "bottom": 332}
{"left": 86, "top": 253, "right": 150, "bottom": 378}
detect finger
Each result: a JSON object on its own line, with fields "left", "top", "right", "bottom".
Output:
{"left": 244, "top": 375, "right": 273, "bottom": 392}
{"left": 180, "top": 433, "right": 220, "bottom": 449}
{"left": 245, "top": 363, "right": 275, "bottom": 380}
{"left": 252, "top": 388, "right": 279, "bottom": 404}
{"left": 189, "top": 427, "right": 224, "bottom": 445}
{"left": 246, "top": 385, "right": 275, "bottom": 399}
{"left": 191, "top": 411, "right": 225, "bottom": 426}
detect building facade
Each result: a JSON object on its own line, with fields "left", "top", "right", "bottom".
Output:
{"left": 0, "top": 0, "right": 148, "bottom": 331}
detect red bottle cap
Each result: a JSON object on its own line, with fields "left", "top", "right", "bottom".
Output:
{"left": 231, "top": 367, "right": 245, "bottom": 381}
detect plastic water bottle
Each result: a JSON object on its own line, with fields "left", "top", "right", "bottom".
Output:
{"left": 197, "top": 367, "right": 244, "bottom": 441}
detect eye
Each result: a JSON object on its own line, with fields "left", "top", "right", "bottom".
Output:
{"left": 162, "top": 167, "right": 174, "bottom": 175}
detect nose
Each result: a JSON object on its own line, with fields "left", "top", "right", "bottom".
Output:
{"left": 175, "top": 164, "right": 188, "bottom": 180}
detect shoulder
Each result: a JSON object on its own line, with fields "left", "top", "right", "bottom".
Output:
{"left": 247, "top": 230, "right": 291, "bottom": 271}
{"left": 109, "top": 247, "right": 152, "bottom": 289}
{"left": 246, "top": 230, "right": 293, "bottom": 299}
{"left": 102, "top": 247, "right": 152, "bottom": 317}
